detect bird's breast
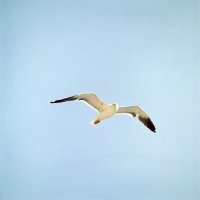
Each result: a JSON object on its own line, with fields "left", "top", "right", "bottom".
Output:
{"left": 100, "top": 105, "right": 116, "bottom": 118}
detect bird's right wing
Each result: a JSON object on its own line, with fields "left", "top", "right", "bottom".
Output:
{"left": 50, "top": 92, "right": 108, "bottom": 112}
{"left": 116, "top": 106, "right": 156, "bottom": 132}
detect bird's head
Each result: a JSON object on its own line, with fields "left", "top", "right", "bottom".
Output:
{"left": 112, "top": 103, "right": 118, "bottom": 109}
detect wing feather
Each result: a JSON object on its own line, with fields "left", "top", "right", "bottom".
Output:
{"left": 78, "top": 93, "right": 108, "bottom": 112}
{"left": 50, "top": 95, "right": 78, "bottom": 103}
{"left": 50, "top": 93, "right": 108, "bottom": 112}
{"left": 116, "top": 106, "right": 156, "bottom": 132}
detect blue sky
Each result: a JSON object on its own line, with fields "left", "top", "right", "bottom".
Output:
{"left": 1, "top": 0, "right": 199, "bottom": 200}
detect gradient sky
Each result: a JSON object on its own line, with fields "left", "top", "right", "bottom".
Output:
{"left": 1, "top": 0, "right": 200, "bottom": 200}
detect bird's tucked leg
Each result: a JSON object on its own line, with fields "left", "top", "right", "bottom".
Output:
{"left": 91, "top": 119, "right": 100, "bottom": 125}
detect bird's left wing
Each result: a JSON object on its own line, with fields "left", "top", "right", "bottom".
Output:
{"left": 116, "top": 106, "right": 156, "bottom": 132}
{"left": 50, "top": 92, "right": 108, "bottom": 112}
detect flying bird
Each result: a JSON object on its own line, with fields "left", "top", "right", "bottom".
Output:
{"left": 50, "top": 92, "right": 156, "bottom": 132}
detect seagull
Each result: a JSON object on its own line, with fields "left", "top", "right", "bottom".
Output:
{"left": 50, "top": 92, "right": 156, "bottom": 132}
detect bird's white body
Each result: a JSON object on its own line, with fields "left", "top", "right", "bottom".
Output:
{"left": 91, "top": 103, "right": 118, "bottom": 124}
{"left": 50, "top": 92, "right": 156, "bottom": 132}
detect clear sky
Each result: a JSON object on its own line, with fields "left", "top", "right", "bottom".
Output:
{"left": 1, "top": 0, "right": 199, "bottom": 200}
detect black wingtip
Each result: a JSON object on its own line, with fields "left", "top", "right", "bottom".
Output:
{"left": 148, "top": 119, "right": 156, "bottom": 133}
{"left": 50, "top": 95, "right": 77, "bottom": 104}
{"left": 138, "top": 116, "right": 156, "bottom": 133}
{"left": 50, "top": 100, "right": 61, "bottom": 103}
{"left": 147, "top": 118, "right": 156, "bottom": 133}
{"left": 50, "top": 99, "right": 67, "bottom": 103}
